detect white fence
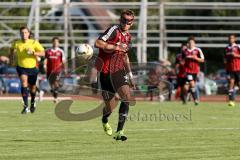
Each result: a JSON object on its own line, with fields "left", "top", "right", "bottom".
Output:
{"left": 0, "top": 1, "right": 240, "bottom": 66}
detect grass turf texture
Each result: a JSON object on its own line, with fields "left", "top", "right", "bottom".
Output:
{"left": 0, "top": 100, "right": 239, "bottom": 160}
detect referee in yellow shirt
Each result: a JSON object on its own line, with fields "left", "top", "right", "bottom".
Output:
{"left": 9, "top": 26, "right": 45, "bottom": 114}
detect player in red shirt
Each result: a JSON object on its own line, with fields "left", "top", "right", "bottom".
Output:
{"left": 45, "top": 37, "right": 66, "bottom": 103}
{"left": 175, "top": 43, "right": 187, "bottom": 103}
{"left": 182, "top": 36, "right": 204, "bottom": 105}
{"left": 94, "top": 10, "right": 135, "bottom": 141}
{"left": 224, "top": 34, "right": 240, "bottom": 107}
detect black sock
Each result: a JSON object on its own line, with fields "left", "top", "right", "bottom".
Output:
{"left": 179, "top": 87, "right": 184, "bottom": 102}
{"left": 53, "top": 87, "right": 59, "bottom": 99}
{"left": 102, "top": 107, "right": 111, "bottom": 123}
{"left": 117, "top": 101, "right": 129, "bottom": 132}
{"left": 50, "top": 89, "right": 54, "bottom": 96}
{"left": 228, "top": 89, "right": 235, "bottom": 101}
{"left": 30, "top": 91, "right": 36, "bottom": 104}
{"left": 21, "top": 87, "right": 28, "bottom": 107}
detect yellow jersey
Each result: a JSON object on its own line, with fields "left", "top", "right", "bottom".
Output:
{"left": 11, "top": 39, "right": 44, "bottom": 68}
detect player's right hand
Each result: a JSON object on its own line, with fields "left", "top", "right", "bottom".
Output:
{"left": 129, "top": 78, "right": 136, "bottom": 90}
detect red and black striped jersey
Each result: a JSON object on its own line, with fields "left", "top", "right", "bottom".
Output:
{"left": 95, "top": 25, "right": 132, "bottom": 74}
{"left": 175, "top": 53, "right": 185, "bottom": 78}
{"left": 182, "top": 47, "right": 204, "bottom": 74}
{"left": 224, "top": 43, "right": 240, "bottom": 72}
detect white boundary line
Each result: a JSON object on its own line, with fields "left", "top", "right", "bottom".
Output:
{"left": 0, "top": 128, "right": 240, "bottom": 132}
{"left": 0, "top": 97, "right": 71, "bottom": 100}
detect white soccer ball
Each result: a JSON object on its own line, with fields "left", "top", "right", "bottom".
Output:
{"left": 76, "top": 43, "right": 93, "bottom": 60}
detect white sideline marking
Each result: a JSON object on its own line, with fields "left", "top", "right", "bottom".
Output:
{"left": 22, "top": 130, "right": 32, "bottom": 132}
{"left": 0, "top": 130, "right": 9, "bottom": 132}
{"left": 83, "top": 128, "right": 240, "bottom": 132}
{"left": 0, "top": 128, "right": 239, "bottom": 133}
{"left": 209, "top": 116, "right": 218, "bottom": 119}
{"left": 0, "top": 111, "right": 54, "bottom": 114}
{"left": 0, "top": 97, "right": 71, "bottom": 100}
{"left": 0, "top": 111, "right": 9, "bottom": 113}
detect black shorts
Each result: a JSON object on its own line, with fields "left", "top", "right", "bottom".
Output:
{"left": 147, "top": 85, "right": 158, "bottom": 92}
{"left": 185, "top": 73, "right": 197, "bottom": 83}
{"left": 227, "top": 71, "right": 240, "bottom": 82}
{"left": 177, "top": 77, "right": 186, "bottom": 87}
{"left": 100, "top": 70, "right": 129, "bottom": 101}
{"left": 47, "top": 72, "right": 61, "bottom": 84}
{"left": 16, "top": 66, "right": 38, "bottom": 85}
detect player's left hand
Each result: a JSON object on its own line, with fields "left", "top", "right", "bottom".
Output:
{"left": 63, "top": 70, "right": 68, "bottom": 76}
{"left": 180, "top": 60, "right": 185, "bottom": 65}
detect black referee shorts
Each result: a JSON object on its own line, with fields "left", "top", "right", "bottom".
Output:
{"left": 16, "top": 66, "right": 38, "bottom": 85}
{"left": 100, "top": 69, "right": 129, "bottom": 101}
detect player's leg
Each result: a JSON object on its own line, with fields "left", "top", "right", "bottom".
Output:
{"left": 47, "top": 73, "right": 58, "bottom": 103}
{"left": 189, "top": 80, "right": 199, "bottom": 105}
{"left": 102, "top": 97, "right": 117, "bottom": 136}
{"left": 186, "top": 73, "right": 198, "bottom": 105}
{"left": 236, "top": 72, "right": 240, "bottom": 105}
{"left": 183, "top": 82, "right": 189, "bottom": 104}
{"left": 113, "top": 71, "right": 135, "bottom": 140}
{"left": 116, "top": 85, "right": 131, "bottom": 130}
{"left": 16, "top": 66, "right": 30, "bottom": 114}
{"left": 147, "top": 86, "right": 154, "bottom": 101}
{"left": 114, "top": 82, "right": 136, "bottom": 141}
{"left": 19, "top": 74, "right": 29, "bottom": 114}
{"left": 228, "top": 72, "right": 235, "bottom": 107}
{"left": 179, "top": 78, "right": 186, "bottom": 103}
{"left": 52, "top": 74, "right": 60, "bottom": 103}
{"left": 111, "top": 69, "right": 134, "bottom": 141}
{"left": 100, "top": 73, "right": 116, "bottom": 136}
{"left": 28, "top": 71, "right": 38, "bottom": 113}
{"left": 38, "top": 79, "right": 45, "bottom": 102}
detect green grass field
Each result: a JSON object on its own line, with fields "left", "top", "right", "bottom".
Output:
{"left": 0, "top": 100, "right": 240, "bottom": 160}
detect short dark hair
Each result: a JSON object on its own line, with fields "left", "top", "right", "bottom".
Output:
{"left": 229, "top": 34, "right": 236, "bottom": 38}
{"left": 120, "top": 9, "right": 135, "bottom": 19}
{"left": 187, "top": 36, "right": 195, "bottom": 42}
{"left": 19, "top": 26, "right": 30, "bottom": 32}
{"left": 52, "top": 37, "right": 60, "bottom": 42}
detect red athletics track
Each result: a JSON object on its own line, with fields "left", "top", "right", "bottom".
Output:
{"left": 0, "top": 94, "right": 236, "bottom": 102}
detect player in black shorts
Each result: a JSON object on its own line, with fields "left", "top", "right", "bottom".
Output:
{"left": 95, "top": 10, "right": 135, "bottom": 141}
{"left": 175, "top": 43, "right": 187, "bottom": 103}
{"left": 45, "top": 37, "right": 66, "bottom": 103}
{"left": 9, "top": 26, "right": 45, "bottom": 114}
{"left": 224, "top": 34, "right": 240, "bottom": 107}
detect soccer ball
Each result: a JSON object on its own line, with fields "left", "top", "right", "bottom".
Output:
{"left": 76, "top": 43, "right": 93, "bottom": 60}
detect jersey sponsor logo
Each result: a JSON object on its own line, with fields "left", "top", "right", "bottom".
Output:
{"left": 49, "top": 56, "right": 59, "bottom": 59}
{"left": 124, "top": 75, "right": 129, "bottom": 83}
